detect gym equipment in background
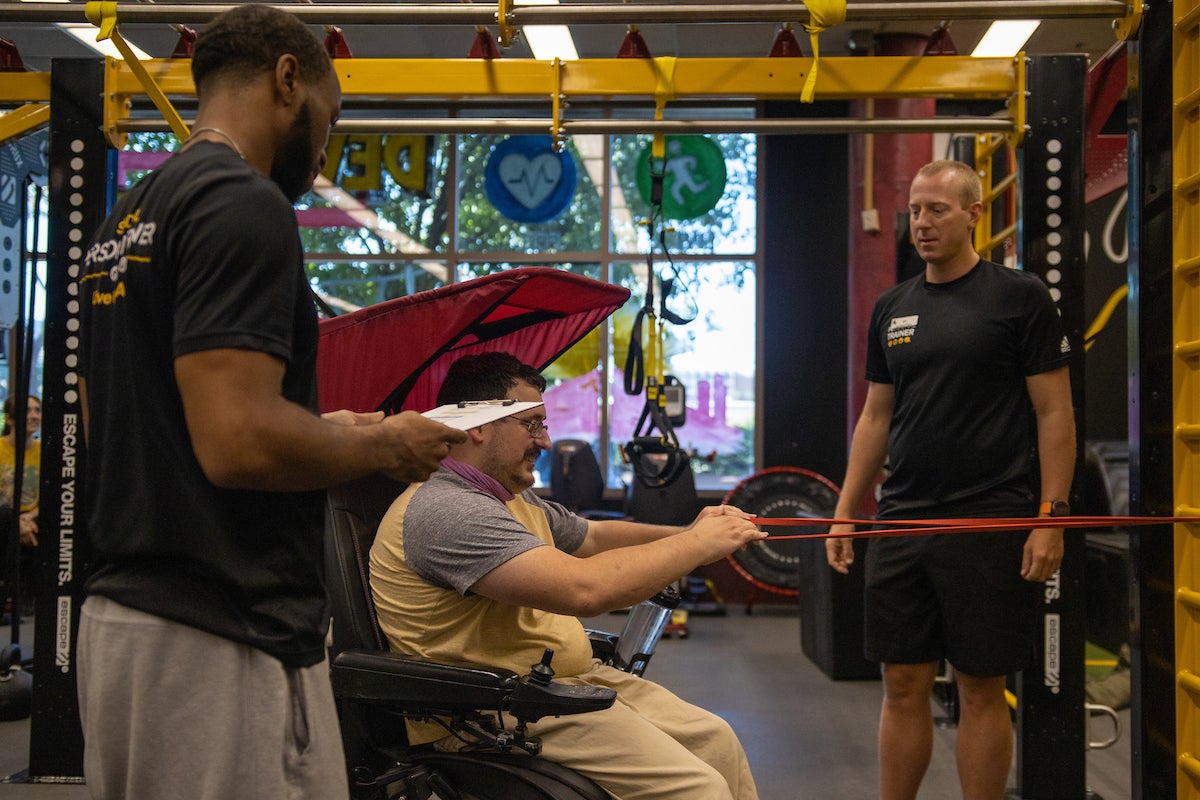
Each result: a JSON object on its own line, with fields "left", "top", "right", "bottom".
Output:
{"left": 722, "top": 467, "right": 841, "bottom": 598}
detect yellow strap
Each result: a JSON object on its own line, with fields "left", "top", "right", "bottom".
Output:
{"left": 655, "top": 314, "right": 665, "bottom": 387}
{"left": 84, "top": 1, "right": 118, "bottom": 38}
{"left": 651, "top": 56, "right": 676, "bottom": 160}
{"left": 645, "top": 309, "right": 660, "bottom": 400}
{"left": 647, "top": 58, "right": 677, "bottom": 388}
{"left": 800, "top": 0, "right": 846, "bottom": 103}
{"left": 1083, "top": 284, "right": 1129, "bottom": 351}
{"left": 653, "top": 56, "right": 677, "bottom": 103}
{"left": 86, "top": 0, "right": 191, "bottom": 142}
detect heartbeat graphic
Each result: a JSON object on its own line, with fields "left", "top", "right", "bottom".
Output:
{"left": 497, "top": 152, "right": 564, "bottom": 209}
{"left": 506, "top": 161, "right": 558, "bottom": 194}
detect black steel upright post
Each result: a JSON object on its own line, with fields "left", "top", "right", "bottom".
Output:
{"left": 29, "top": 57, "right": 114, "bottom": 781}
{"left": 1125, "top": 1, "right": 1176, "bottom": 796}
{"left": 1013, "top": 54, "right": 1088, "bottom": 800}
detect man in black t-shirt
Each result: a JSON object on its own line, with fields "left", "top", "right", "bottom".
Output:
{"left": 826, "top": 160, "right": 1076, "bottom": 800}
{"left": 75, "top": 7, "right": 465, "bottom": 799}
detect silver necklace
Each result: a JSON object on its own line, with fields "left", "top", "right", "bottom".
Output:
{"left": 188, "top": 126, "right": 244, "bottom": 159}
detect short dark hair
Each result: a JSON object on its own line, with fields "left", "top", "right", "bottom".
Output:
{"left": 436, "top": 353, "right": 546, "bottom": 406}
{"left": 192, "top": 4, "right": 331, "bottom": 98}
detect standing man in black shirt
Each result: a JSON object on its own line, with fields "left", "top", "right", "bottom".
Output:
{"left": 76, "top": 6, "right": 465, "bottom": 799}
{"left": 826, "top": 160, "right": 1076, "bottom": 800}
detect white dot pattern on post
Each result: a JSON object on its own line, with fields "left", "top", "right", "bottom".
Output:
{"left": 62, "top": 138, "right": 85, "bottom": 406}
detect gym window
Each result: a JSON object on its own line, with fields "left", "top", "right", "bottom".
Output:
{"left": 122, "top": 130, "right": 760, "bottom": 492}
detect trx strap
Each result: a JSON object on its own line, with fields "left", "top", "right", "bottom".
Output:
{"left": 624, "top": 263, "right": 689, "bottom": 489}
{"left": 623, "top": 100, "right": 697, "bottom": 490}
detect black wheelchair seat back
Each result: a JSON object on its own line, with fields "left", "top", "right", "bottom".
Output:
{"left": 326, "top": 472, "right": 402, "bottom": 654}
{"left": 325, "top": 473, "right": 613, "bottom": 800}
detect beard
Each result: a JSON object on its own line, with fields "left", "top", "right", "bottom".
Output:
{"left": 481, "top": 438, "right": 542, "bottom": 496}
{"left": 271, "top": 100, "right": 319, "bottom": 203}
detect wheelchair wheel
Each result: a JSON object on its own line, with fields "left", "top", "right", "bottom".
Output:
{"left": 409, "top": 752, "right": 610, "bottom": 800}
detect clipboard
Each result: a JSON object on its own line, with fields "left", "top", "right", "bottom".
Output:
{"left": 422, "top": 400, "right": 544, "bottom": 431}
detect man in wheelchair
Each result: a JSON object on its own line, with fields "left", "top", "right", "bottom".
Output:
{"left": 369, "top": 352, "right": 765, "bottom": 800}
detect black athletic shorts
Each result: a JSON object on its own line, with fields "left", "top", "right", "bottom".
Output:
{"left": 863, "top": 529, "right": 1043, "bottom": 677}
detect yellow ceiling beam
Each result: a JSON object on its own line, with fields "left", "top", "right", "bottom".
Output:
{"left": 0, "top": 52, "right": 1021, "bottom": 142}
{"left": 0, "top": 103, "right": 50, "bottom": 146}
{"left": 103, "top": 55, "right": 1019, "bottom": 102}
{"left": 89, "top": 0, "right": 190, "bottom": 146}
{"left": 104, "top": 56, "right": 195, "bottom": 97}
{"left": 0, "top": 72, "right": 51, "bottom": 105}
{"left": 97, "top": 53, "right": 1024, "bottom": 143}
{"left": 348, "top": 55, "right": 1020, "bottom": 100}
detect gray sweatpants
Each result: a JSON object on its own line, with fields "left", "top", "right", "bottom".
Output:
{"left": 77, "top": 596, "right": 349, "bottom": 800}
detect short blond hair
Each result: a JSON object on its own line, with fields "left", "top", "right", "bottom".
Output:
{"left": 915, "top": 160, "right": 982, "bottom": 209}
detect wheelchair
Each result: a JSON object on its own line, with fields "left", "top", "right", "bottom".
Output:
{"left": 325, "top": 473, "right": 642, "bottom": 800}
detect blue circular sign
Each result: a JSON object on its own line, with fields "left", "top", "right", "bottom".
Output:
{"left": 484, "top": 136, "right": 577, "bottom": 223}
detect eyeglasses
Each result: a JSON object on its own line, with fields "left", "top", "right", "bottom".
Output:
{"left": 507, "top": 415, "right": 550, "bottom": 440}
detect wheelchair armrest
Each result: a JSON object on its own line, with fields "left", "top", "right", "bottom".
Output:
{"left": 331, "top": 649, "right": 519, "bottom": 712}
{"left": 585, "top": 628, "right": 619, "bottom": 664}
{"left": 332, "top": 648, "right": 616, "bottom": 724}
{"left": 509, "top": 676, "right": 616, "bottom": 723}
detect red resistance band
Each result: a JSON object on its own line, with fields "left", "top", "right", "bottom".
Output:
{"left": 750, "top": 515, "right": 1198, "bottom": 540}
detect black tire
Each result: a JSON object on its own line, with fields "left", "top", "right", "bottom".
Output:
{"left": 411, "top": 752, "right": 610, "bottom": 800}
{"left": 723, "top": 468, "right": 840, "bottom": 594}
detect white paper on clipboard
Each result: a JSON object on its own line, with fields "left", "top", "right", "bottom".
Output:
{"left": 422, "top": 400, "right": 544, "bottom": 431}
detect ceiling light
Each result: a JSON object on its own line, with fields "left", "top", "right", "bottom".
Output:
{"left": 58, "top": 23, "right": 152, "bottom": 61}
{"left": 971, "top": 20, "right": 1040, "bottom": 58}
{"left": 524, "top": 25, "right": 579, "bottom": 61}
{"left": 519, "top": 0, "right": 579, "bottom": 61}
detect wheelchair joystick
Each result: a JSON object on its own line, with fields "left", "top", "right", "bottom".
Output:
{"left": 529, "top": 648, "right": 556, "bottom": 686}
{"left": 509, "top": 648, "right": 616, "bottom": 726}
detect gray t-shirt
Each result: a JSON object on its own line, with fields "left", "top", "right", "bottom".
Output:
{"left": 370, "top": 466, "right": 597, "bottom": 681}
{"left": 403, "top": 468, "right": 589, "bottom": 594}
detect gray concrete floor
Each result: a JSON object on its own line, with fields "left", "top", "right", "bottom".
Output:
{"left": 0, "top": 614, "right": 85, "bottom": 798}
{"left": 0, "top": 605, "right": 1131, "bottom": 799}
{"left": 638, "top": 605, "right": 1131, "bottom": 799}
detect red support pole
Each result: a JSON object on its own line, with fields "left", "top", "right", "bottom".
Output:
{"left": 845, "top": 33, "right": 934, "bottom": 512}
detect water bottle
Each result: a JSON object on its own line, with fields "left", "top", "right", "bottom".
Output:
{"left": 613, "top": 586, "right": 681, "bottom": 676}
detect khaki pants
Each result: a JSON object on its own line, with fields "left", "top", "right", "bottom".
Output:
{"left": 439, "top": 661, "right": 758, "bottom": 800}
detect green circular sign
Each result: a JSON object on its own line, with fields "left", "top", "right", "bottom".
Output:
{"left": 635, "top": 135, "right": 727, "bottom": 220}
